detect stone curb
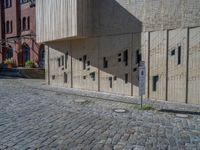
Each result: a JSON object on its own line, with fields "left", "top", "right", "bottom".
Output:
{"left": 26, "top": 81, "right": 200, "bottom": 114}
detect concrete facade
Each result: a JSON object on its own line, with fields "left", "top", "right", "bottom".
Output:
{"left": 37, "top": 0, "right": 200, "bottom": 105}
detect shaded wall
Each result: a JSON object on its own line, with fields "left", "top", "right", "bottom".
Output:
{"left": 43, "top": 0, "right": 200, "bottom": 105}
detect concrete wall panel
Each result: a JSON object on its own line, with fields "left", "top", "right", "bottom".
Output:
{"left": 149, "top": 31, "right": 167, "bottom": 101}
{"left": 188, "top": 27, "right": 200, "bottom": 104}
{"left": 168, "top": 29, "right": 187, "bottom": 103}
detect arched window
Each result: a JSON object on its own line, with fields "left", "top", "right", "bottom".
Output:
{"left": 6, "top": 46, "right": 13, "bottom": 59}
{"left": 27, "top": 16, "right": 30, "bottom": 30}
{"left": 22, "top": 17, "right": 26, "bottom": 30}
{"left": 22, "top": 43, "right": 30, "bottom": 62}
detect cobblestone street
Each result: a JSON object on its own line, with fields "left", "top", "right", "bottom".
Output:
{"left": 0, "top": 77, "right": 200, "bottom": 150}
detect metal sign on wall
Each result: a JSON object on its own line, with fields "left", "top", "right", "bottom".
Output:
{"left": 139, "top": 61, "right": 146, "bottom": 96}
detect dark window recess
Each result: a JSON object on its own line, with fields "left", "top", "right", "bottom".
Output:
{"left": 79, "top": 58, "right": 82, "bottom": 61}
{"left": 22, "top": 17, "right": 26, "bottom": 31}
{"left": 18, "top": 19, "right": 21, "bottom": 32}
{"left": 118, "top": 58, "right": 121, "bottom": 62}
{"left": 133, "top": 68, "right": 137, "bottom": 72}
{"left": 61, "top": 56, "right": 64, "bottom": 66}
{"left": 6, "top": 21, "right": 9, "bottom": 33}
{"left": 178, "top": 46, "right": 181, "bottom": 65}
{"left": 52, "top": 75, "right": 55, "bottom": 80}
{"left": 87, "top": 68, "right": 90, "bottom": 71}
{"left": 109, "top": 77, "right": 112, "bottom": 88}
{"left": 27, "top": 17, "right": 30, "bottom": 30}
{"left": 57, "top": 58, "right": 61, "bottom": 67}
{"left": 171, "top": 49, "right": 175, "bottom": 56}
{"left": 65, "top": 52, "right": 68, "bottom": 69}
{"left": 87, "top": 61, "right": 90, "bottom": 66}
{"left": 153, "top": 75, "right": 159, "bottom": 91}
{"left": 125, "top": 73, "right": 128, "bottom": 84}
{"left": 103, "top": 57, "right": 108, "bottom": 68}
{"left": 136, "top": 50, "right": 141, "bottom": 64}
{"left": 118, "top": 53, "right": 121, "bottom": 57}
{"left": 123, "top": 50, "right": 128, "bottom": 66}
{"left": 83, "top": 55, "right": 87, "bottom": 70}
{"left": 83, "top": 76, "right": 86, "bottom": 80}
{"left": 10, "top": 21, "right": 13, "bottom": 33}
{"left": 114, "top": 76, "right": 117, "bottom": 81}
{"left": 4, "top": 0, "right": 12, "bottom": 8}
{"left": 64, "top": 72, "right": 68, "bottom": 83}
{"left": 90, "top": 72, "right": 95, "bottom": 81}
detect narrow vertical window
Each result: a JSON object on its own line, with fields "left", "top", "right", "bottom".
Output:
{"left": 6, "top": 21, "right": 9, "bottom": 33}
{"left": 27, "top": 17, "right": 30, "bottom": 30}
{"left": 10, "top": 21, "right": 12, "bottom": 33}
{"left": 109, "top": 77, "right": 112, "bottom": 88}
{"left": 64, "top": 72, "right": 68, "bottom": 83}
{"left": 57, "top": 58, "right": 61, "bottom": 67}
{"left": 178, "top": 46, "right": 181, "bottom": 65}
{"left": 65, "top": 52, "right": 68, "bottom": 69}
{"left": 136, "top": 50, "right": 141, "bottom": 64}
{"left": 61, "top": 56, "right": 64, "bottom": 66}
{"left": 153, "top": 75, "right": 159, "bottom": 91}
{"left": 125, "top": 73, "right": 128, "bottom": 84}
{"left": 103, "top": 57, "right": 108, "bottom": 68}
{"left": 22, "top": 17, "right": 26, "bottom": 30}
{"left": 123, "top": 50, "right": 128, "bottom": 66}
{"left": 83, "top": 55, "right": 87, "bottom": 70}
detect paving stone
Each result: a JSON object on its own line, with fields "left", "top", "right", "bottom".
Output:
{"left": 0, "top": 78, "right": 199, "bottom": 149}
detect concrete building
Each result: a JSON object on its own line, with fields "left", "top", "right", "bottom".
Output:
{"left": 0, "top": 0, "right": 45, "bottom": 67}
{"left": 36, "top": 0, "right": 200, "bottom": 105}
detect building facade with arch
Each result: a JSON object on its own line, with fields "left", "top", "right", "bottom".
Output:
{"left": 0, "top": 0, "right": 44, "bottom": 68}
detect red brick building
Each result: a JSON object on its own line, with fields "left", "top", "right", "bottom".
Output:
{"left": 0, "top": 0, "right": 44, "bottom": 68}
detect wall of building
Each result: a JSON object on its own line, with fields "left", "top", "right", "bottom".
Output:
{"left": 20, "top": 2, "right": 36, "bottom": 36}
{"left": 4, "top": 0, "right": 19, "bottom": 39}
{"left": 36, "top": 0, "right": 93, "bottom": 43}
{"left": 188, "top": 27, "right": 200, "bottom": 104}
{"left": 41, "top": 0, "right": 200, "bottom": 105}
{"left": 46, "top": 33, "right": 141, "bottom": 96}
{"left": 149, "top": 31, "right": 167, "bottom": 101}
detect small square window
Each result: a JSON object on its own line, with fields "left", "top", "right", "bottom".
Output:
{"left": 90, "top": 72, "right": 95, "bottom": 81}
{"left": 83, "top": 76, "right": 86, "bottom": 80}
{"left": 171, "top": 49, "right": 175, "bottom": 56}
{"left": 114, "top": 76, "right": 117, "bottom": 81}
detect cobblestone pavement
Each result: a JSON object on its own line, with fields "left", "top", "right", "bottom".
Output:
{"left": 0, "top": 77, "right": 200, "bottom": 150}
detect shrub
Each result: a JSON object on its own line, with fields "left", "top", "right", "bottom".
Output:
{"left": 25, "top": 60, "right": 36, "bottom": 68}
{"left": 4, "top": 58, "right": 14, "bottom": 65}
